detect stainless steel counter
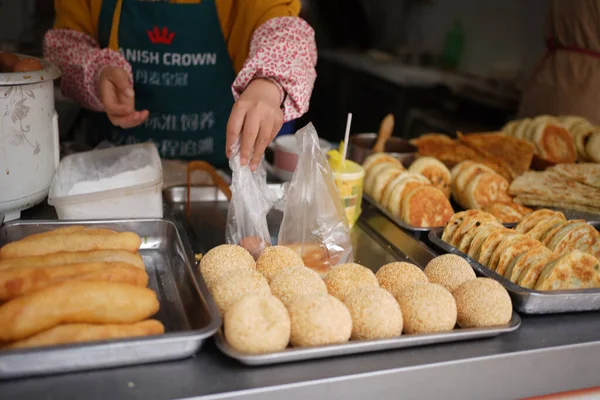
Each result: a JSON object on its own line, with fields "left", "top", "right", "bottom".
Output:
{"left": 1, "top": 201, "right": 600, "bottom": 399}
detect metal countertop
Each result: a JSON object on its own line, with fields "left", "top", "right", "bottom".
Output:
{"left": 0, "top": 201, "right": 599, "bottom": 399}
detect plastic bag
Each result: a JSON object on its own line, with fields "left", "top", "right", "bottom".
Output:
{"left": 225, "top": 142, "right": 276, "bottom": 259}
{"left": 278, "top": 123, "right": 354, "bottom": 276}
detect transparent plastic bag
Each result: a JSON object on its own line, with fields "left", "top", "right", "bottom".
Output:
{"left": 225, "top": 142, "right": 276, "bottom": 259}
{"left": 278, "top": 123, "right": 354, "bottom": 276}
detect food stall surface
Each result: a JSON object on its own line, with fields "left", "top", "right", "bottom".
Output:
{"left": 1, "top": 199, "right": 600, "bottom": 399}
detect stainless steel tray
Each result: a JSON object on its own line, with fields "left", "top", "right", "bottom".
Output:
{"left": 164, "top": 186, "right": 521, "bottom": 366}
{"left": 0, "top": 219, "right": 221, "bottom": 379}
{"left": 363, "top": 194, "right": 600, "bottom": 239}
{"left": 363, "top": 194, "right": 435, "bottom": 234}
{"left": 428, "top": 222, "right": 600, "bottom": 315}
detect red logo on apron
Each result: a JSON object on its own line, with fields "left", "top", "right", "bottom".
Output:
{"left": 147, "top": 26, "right": 175, "bottom": 45}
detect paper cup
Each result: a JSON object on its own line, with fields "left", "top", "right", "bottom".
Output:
{"left": 332, "top": 161, "right": 365, "bottom": 229}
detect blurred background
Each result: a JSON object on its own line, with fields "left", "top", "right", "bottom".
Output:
{"left": 0, "top": 0, "right": 548, "bottom": 143}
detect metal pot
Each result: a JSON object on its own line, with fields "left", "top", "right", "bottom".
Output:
{"left": 349, "top": 133, "right": 417, "bottom": 167}
{"left": 0, "top": 54, "right": 61, "bottom": 221}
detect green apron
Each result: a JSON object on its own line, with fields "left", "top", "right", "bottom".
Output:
{"left": 96, "top": 0, "right": 235, "bottom": 165}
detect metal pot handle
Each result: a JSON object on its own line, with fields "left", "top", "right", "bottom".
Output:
{"left": 52, "top": 111, "right": 60, "bottom": 169}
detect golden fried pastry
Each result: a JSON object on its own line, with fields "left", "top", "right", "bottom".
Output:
{"left": 450, "top": 211, "right": 499, "bottom": 248}
{"left": 323, "top": 263, "right": 378, "bottom": 302}
{"left": 529, "top": 118, "right": 577, "bottom": 164}
{"left": 526, "top": 217, "right": 567, "bottom": 242}
{"left": 0, "top": 231, "right": 142, "bottom": 259}
{"left": 458, "top": 132, "right": 534, "bottom": 179}
{"left": 587, "top": 131, "right": 600, "bottom": 162}
{"left": 408, "top": 157, "right": 452, "bottom": 198}
{"left": 441, "top": 210, "right": 485, "bottom": 244}
{"left": 400, "top": 186, "right": 454, "bottom": 228}
{"left": 487, "top": 234, "right": 529, "bottom": 272}
{"left": 462, "top": 171, "right": 511, "bottom": 210}
{"left": 0, "top": 262, "right": 149, "bottom": 301}
{"left": 386, "top": 173, "right": 430, "bottom": 216}
{"left": 495, "top": 238, "right": 542, "bottom": 277}
{"left": 369, "top": 165, "right": 405, "bottom": 203}
{"left": 0, "top": 281, "right": 159, "bottom": 341}
{"left": 4, "top": 320, "right": 165, "bottom": 350}
{"left": 364, "top": 163, "right": 404, "bottom": 196}
{"left": 548, "top": 222, "right": 600, "bottom": 260}
{"left": 362, "top": 153, "right": 403, "bottom": 174}
{"left": 458, "top": 222, "right": 503, "bottom": 255}
{"left": 516, "top": 209, "right": 566, "bottom": 234}
{"left": 505, "top": 246, "right": 554, "bottom": 283}
{"left": 467, "top": 226, "right": 512, "bottom": 261}
{"left": 0, "top": 250, "right": 145, "bottom": 271}
{"left": 517, "top": 250, "right": 558, "bottom": 289}
{"left": 482, "top": 201, "right": 532, "bottom": 224}
{"left": 535, "top": 251, "right": 600, "bottom": 290}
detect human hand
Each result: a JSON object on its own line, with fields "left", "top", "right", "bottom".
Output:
{"left": 99, "top": 67, "right": 149, "bottom": 129}
{"left": 226, "top": 78, "right": 284, "bottom": 171}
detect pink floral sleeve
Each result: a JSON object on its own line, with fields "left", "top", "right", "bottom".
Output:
{"left": 232, "top": 17, "right": 318, "bottom": 122}
{"left": 43, "top": 29, "right": 132, "bottom": 112}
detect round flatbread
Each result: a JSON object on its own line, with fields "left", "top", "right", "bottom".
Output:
{"left": 495, "top": 239, "right": 542, "bottom": 277}
{"left": 363, "top": 153, "right": 403, "bottom": 174}
{"left": 409, "top": 157, "right": 452, "bottom": 198}
{"left": 505, "top": 246, "right": 554, "bottom": 283}
{"left": 516, "top": 209, "right": 566, "bottom": 234}
{"left": 462, "top": 171, "right": 511, "bottom": 210}
{"left": 400, "top": 186, "right": 454, "bottom": 228}
{"left": 535, "top": 251, "right": 600, "bottom": 291}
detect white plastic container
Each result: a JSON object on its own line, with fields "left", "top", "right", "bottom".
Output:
{"left": 48, "top": 143, "right": 163, "bottom": 220}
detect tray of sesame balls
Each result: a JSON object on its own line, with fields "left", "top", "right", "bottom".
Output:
{"left": 428, "top": 208, "right": 600, "bottom": 314}
{"left": 164, "top": 186, "right": 520, "bottom": 366}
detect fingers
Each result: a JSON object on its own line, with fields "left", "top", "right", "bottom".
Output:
{"left": 249, "top": 117, "right": 274, "bottom": 171}
{"left": 109, "top": 110, "right": 149, "bottom": 129}
{"left": 226, "top": 103, "right": 245, "bottom": 159}
{"left": 239, "top": 109, "right": 261, "bottom": 166}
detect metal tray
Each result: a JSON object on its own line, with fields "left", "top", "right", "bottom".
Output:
{"left": 428, "top": 222, "right": 600, "bottom": 315}
{"left": 0, "top": 219, "right": 221, "bottom": 379}
{"left": 164, "top": 186, "right": 521, "bottom": 366}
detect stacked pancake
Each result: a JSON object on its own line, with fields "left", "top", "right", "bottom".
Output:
{"left": 450, "top": 161, "right": 512, "bottom": 210}
{"left": 441, "top": 209, "right": 600, "bottom": 291}
{"left": 0, "top": 226, "right": 163, "bottom": 350}
{"left": 501, "top": 116, "right": 577, "bottom": 165}
{"left": 510, "top": 163, "right": 600, "bottom": 215}
{"left": 363, "top": 154, "right": 454, "bottom": 228}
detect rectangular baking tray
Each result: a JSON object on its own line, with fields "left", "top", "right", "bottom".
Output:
{"left": 363, "top": 194, "right": 436, "bottom": 236}
{"left": 363, "top": 194, "right": 600, "bottom": 239}
{"left": 164, "top": 186, "right": 521, "bottom": 366}
{"left": 0, "top": 219, "right": 221, "bottom": 379}
{"left": 428, "top": 222, "right": 600, "bottom": 315}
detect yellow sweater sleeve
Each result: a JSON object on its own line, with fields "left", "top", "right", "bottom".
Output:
{"left": 52, "top": 0, "right": 301, "bottom": 73}
{"left": 53, "top": 0, "right": 104, "bottom": 39}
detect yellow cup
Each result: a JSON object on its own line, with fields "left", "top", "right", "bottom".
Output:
{"left": 331, "top": 160, "right": 364, "bottom": 229}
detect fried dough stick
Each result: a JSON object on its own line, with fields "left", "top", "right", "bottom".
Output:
{"left": 0, "top": 250, "right": 145, "bottom": 271}
{"left": 0, "top": 281, "right": 159, "bottom": 341}
{"left": 0, "top": 262, "right": 149, "bottom": 301}
{"left": 0, "top": 232, "right": 142, "bottom": 259}
{"left": 4, "top": 320, "right": 165, "bottom": 350}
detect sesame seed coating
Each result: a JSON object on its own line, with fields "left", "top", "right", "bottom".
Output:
{"left": 270, "top": 266, "right": 327, "bottom": 306}
{"left": 424, "top": 254, "right": 476, "bottom": 293}
{"left": 256, "top": 246, "right": 305, "bottom": 282}
{"left": 324, "top": 263, "right": 379, "bottom": 302}
{"left": 375, "top": 262, "right": 428, "bottom": 297}
{"left": 395, "top": 283, "right": 457, "bottom": 334}
{"left": 224, "top": 294, "right": 290, "bottom": 354}
{"left": 200, "top": 245, "right": 256, "bottom": 288}
{"left": 287, "top": 294, "right": 352, "bottom": 347}
{"left": 453, "top": 278, "right": 512, "bottom": 328}
{"left": 211, "top": 269, "right": 271, "bottom": 315}
{"left": 344, "top": 286, "right": 403, "bottom": 340}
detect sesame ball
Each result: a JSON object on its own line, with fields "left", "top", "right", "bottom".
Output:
{"left": 270, "top": 266, "right": 327, "bottom": 305}
{"left": 344, "top": 286, "right": 403, "bottom": 340}
{"left": 224, "top": 294, "right": 290, "bottom": 354}
{"left": 200, "top": 244, "right": 255, "bottom": 288}
{"left": 424, "top": 254, "right": 476, "bottom": 292}
{"left": 211, "top": 269, "right": 271, "bottom": 315}
{"left": 375, "top": 262, "right": 428, "bottom": 297}
{"left": 395, "top": 283, "right": 457, "bottom": 334}
{"left": 323, "top": 263, "right": 379, "bottom": 302}
{"left": 453, "top": 278, "right": 512, "bottom": 328}
{"left": 287, "top": 294, "right": 352, "bottom": 347}
{"left": 256, "top": 246, "right": 304, "bottom": 282}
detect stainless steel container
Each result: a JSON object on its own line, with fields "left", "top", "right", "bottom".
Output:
{"left": 349, "top": 133, "right": 417, "bottom": 166}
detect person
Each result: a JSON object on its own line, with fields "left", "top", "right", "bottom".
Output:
{"left": 45, "top": 0, "right": 317, "bottom": 170}
{"left": 518, "top": 0, "right": 600, "bottom": 124}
